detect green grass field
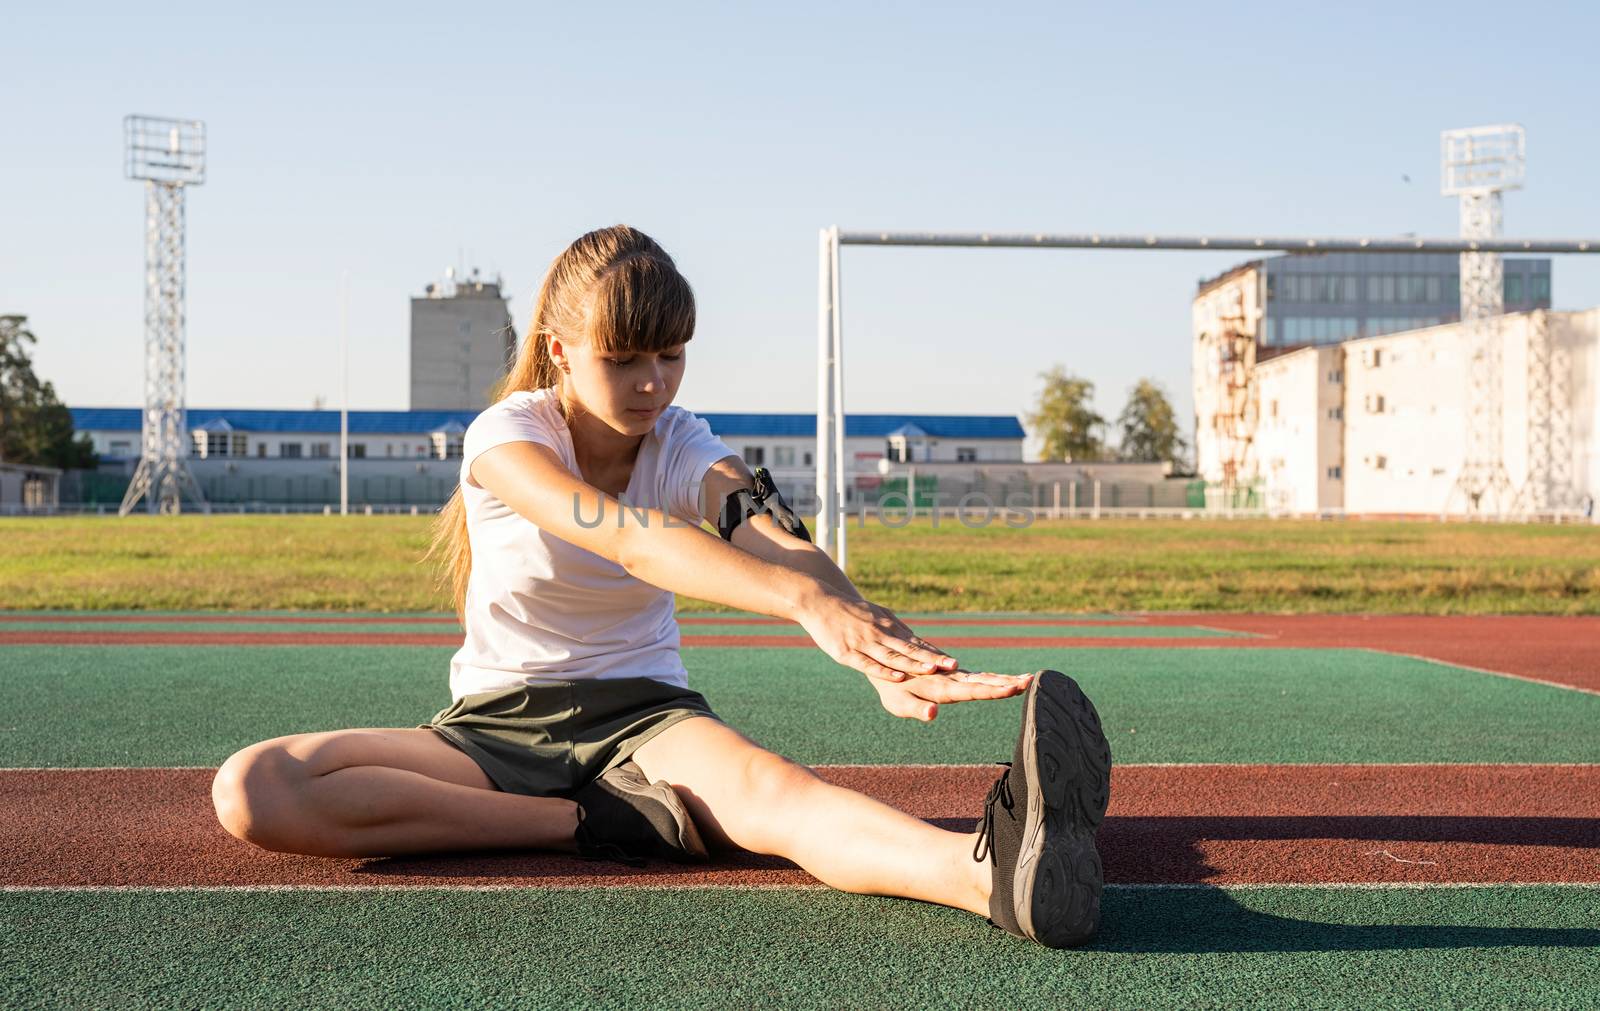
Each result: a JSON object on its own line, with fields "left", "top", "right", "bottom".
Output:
{"left": 2, "top": 515, "right": 1597, "bottom": 613}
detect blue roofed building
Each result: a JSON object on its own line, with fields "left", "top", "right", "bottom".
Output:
{"left": 72, "top": 406, "right": 1024, "bottom": 466}
{"left": 67, "top": 406, "right": 1028, "bottom": 508}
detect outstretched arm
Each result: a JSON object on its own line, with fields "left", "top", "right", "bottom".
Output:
{"left": 693, "top": 456, "right": 1032, "bottom": 720}
{"left": 470, "top": 441, "right": 1029, "bottom": 719}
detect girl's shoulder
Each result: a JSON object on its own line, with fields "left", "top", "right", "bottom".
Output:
{"left": 462, "top": 388, "right": 567, "bottom": 466}
{"left": 471, "top": 388, "right": 560, "bottom": 432}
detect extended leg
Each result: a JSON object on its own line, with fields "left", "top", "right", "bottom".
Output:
{"left": 631, "top": 717, "right": 990, "bottom": 916}
{"left": 212, "top": 727, "right": 577, "bottom": 858}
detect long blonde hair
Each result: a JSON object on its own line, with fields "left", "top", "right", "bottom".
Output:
{"left": 427, "top": 225, "right": 697, "bottom": 620}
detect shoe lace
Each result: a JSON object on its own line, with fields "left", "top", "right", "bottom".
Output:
{"left": 971, "top": 762, "right": 1014, "bottom": 864}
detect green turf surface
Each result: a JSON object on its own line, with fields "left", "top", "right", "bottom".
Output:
{"left": 4, "top": 887, "right": 1596, "bottom": 1009}
{"left": 3, "top": 645, "right": 1595, "bottom": 767}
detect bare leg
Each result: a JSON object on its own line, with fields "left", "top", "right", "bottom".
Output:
{"left": 632, "top": 717, "right": 991, "bottom": 917}
{"left": 212, "top": 727, "right": 577, "bottom": 858}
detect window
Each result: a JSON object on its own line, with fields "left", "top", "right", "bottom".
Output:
{"left": 385, "top": 444, "right": 394, "bottom": 458}
{"left": 803, "top": 451, "right": 813, "bottom": 466}
{"left": 1365, "top": 394, "right": 1385, "bottom": 413}
{"left": 1426, "top": 276, "right": 1441, "bottom": 302}
{"left": 311, "top": 442, "right": 332, "bottom": 459}
{"left": 256, "top": 444, "right": 267, "bottom": 457}
{"left": 417, "top": 445, "right": 428, "bottom": 457}
{"left": 1381, "top": 276, "right": 1396, "bottom": 303}
{"left": 742, "top": 446, "right": 765, "bottom": 467}
{"left": 192, "top": 431, "right": 227, "bottom": 458}
{"left": 1447, "top": 274, "right": 1459, "bottom": 303}
{"left": 1505, "top": 274, "right": 1525, "bottom": 303}
{"left": 231, "top": 434, "right": 248, "bottom": 457}
{"left": 1279, "top": 275, "right": 1297, "bottom": 301}
{"left": 956, "top": 447, "right": 977, "bottom": 462}
{"left": 773, "top": 446, "right": 795, "bottom": 467}
{"left": 1327, "top": 466, "right": 1342, "bottom": 480}
{"left": 1328, "top": 406, "right": 1343, "bottom": 420}
{"left": 430, "top": 434, "right": 462, "bottom": 459}
{"left": 1532, "top": 274, "right": 1551, "bottom": 303}
{"left": 1327, "top": 369, "right": 1343, "bottom": 383}
{"left": 1362, "top": 347, "right": 1383, "bottom": 368}
{"left": 348, "top": 443, "right": 366, "bottom": 459}
{"left": 109, "top": 440, "right": 132, "bottom": 456}
{"left": 280, "top": 442, "right": 303, "bottom": 458}
{"left": 1269, "top": 400, "right": 1279, "bottom": 419}
{"left": 1372, "top": 455, "right": 1388, "bottom": 470}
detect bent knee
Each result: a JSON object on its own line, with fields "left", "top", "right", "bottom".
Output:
{"left": 211, "top": 742, "right": 311, "bottom": 852}
{"left": 728, "top": 751, "right": 823, "bottom": 849}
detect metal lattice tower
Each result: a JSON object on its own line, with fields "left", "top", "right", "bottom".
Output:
{"left": 1518, "top": 309, "right": 1578, "bottom": 513}
{"left": 1442, "top": 124, "right": 1523, "bottom": 515}
{"left": 120, "top": 115, "right": 208, "bottom": 516}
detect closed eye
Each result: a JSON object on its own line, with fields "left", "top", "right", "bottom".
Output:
{"left": 608, "top": 353, "right": 683, "bottom": 366}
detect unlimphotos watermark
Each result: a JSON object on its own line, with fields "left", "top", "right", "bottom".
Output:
{"left": 571, "top": 481, "right": 1036, "bottom": 529}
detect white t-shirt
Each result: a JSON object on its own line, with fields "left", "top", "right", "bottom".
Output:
{"left": 448, "top": 387, "right": 736, "bottom": 702}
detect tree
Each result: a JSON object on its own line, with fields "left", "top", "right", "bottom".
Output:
{"left": 1026, "top": 366, "right": 1106, "bottom": 461}
{"left": 1116, "top": 378, "right": 1188, "bottom": 466}
{"left": 0, "top": 315, "right": 98, "bottom": 470}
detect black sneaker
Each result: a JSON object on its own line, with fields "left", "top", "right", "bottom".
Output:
{"left": 972, "top": 669, "right": 1112, "bottom": 948}
{"left": 573, "top": 760, "right": 709, "bottom": 867}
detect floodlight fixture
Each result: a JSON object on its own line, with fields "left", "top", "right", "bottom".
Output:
{"left": 124, "top": 115, "right": 206, "bottom": 186}
{"left": 1441, "top": 123, "right": 1524, "bottom": 196}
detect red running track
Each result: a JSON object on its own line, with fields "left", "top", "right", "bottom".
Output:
{"left": 2, "top": 765, "right": 1594, "bottom": 889}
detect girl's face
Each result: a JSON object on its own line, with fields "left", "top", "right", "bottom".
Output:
{"left": 554, "top": 337, "right": 687, "bottom": 435}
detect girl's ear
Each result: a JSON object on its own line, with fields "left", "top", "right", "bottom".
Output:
{"left": 547, "top": 334, "right": 571, "bottom": 373}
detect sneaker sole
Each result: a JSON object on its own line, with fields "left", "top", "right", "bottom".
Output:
{"left": 652, "top": 781, "right": 710, "bottom": 863}
{"left": 1012, "top": 669, "right": 1112, "bottom": 948}
{"left": 605, "top": 765, "right": 711, "bottom": 863}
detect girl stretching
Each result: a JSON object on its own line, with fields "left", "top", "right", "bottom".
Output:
{"left": 211, "top": 225, "right": 1112, "bottom": 949}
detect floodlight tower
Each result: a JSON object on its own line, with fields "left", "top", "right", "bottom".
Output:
{"left": 120, "top": 115, "right": 208, "bottom": 516}
{"left": 1442, "top": 124, "right": 1524, "bottom": 515}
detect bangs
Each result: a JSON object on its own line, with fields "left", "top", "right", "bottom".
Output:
{"left": 586, "top": 253, "right": 697, "bottom": 354}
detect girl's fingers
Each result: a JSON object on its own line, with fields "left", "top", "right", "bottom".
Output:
{"left": 882, "top": 634, "right": 959, "bottom": 673}
{"left": 953, "top": 670, "right": 1032, "bottom": 689}
{"left": 901, "top": 634, "right": 959, "bottom": 670}
{"left": 853, "top": 653, "right": 911, "bottom": 683}
{"left": 901, "top": 674, "right": 1029, "bottom": 704}
{"left": 861, "top": 639, "right": 941, "bottom": 677}
{"left": 868, "top": 677, "right": 938, "bottom": 722}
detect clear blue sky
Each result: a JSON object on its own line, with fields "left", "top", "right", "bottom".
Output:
{"left": 6, "top": 1, "right": 1598, "bottom": 453}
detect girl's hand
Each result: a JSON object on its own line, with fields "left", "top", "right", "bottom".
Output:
{"left": 867, "top": 668, "right": 1033, "bottom": 722}
{"left": 794, "top": 586, "right": 960, "bottom": 681}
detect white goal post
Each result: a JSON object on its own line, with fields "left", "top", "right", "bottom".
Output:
{"left": 814, "top": 228, "right": 1600, "bottom": 570}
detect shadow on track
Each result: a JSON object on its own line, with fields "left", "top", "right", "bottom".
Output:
{"left": 353, "top": 812, "right": 1600, "bottom": 954}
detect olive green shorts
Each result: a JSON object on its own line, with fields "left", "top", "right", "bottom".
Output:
{"left": 419, "top": 677, "right": 721, "bottom": 798}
